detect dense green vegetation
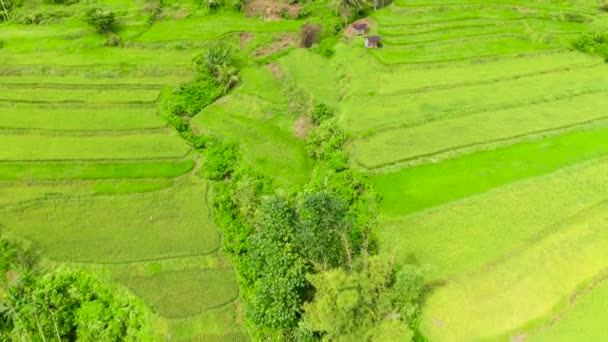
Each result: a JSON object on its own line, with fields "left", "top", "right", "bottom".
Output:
{"left": 3, "top": 0, "right": 608, "bottom": 340}
{"left": 0, "top": 236, "right": 151, "bottom": 340}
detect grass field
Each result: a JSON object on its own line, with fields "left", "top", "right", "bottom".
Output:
{"left": 0, "top": 5, "right": 266, "bottom": 338}
{"left": 332, "top": 0, "right": 608, "bottom": 340}
{"left": 3, "top": 0, "right": 608, "bottom": 339}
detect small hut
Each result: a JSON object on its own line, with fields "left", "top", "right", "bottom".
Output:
{"left": 365, "top": 36, "right": 381, "bottom": 49}
{"left": 353, "top": 23, "right": 368, "bottom": 36}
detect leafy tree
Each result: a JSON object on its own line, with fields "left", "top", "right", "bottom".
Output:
{"left": 84, "top": 7, "right": 116, "bottom": 33}
{"left": 296, "top": 192, "right": 351, "bottom": 270}
{"left": 302, "top": 256, "right": 404, "bottom": 340}
{"left": 0, "top": 237, "right": 150, "bottom": 341}
{"left": 201, "top": 139, "right": 240, "bottom": 180}
{"left": 194, "top": 43, "right": 240, "bottom": 93}
{"left": 599, "top": 0, "right": 608, "bottom": 10}
{"left": 246, "top": 198, "right": 309, "bottom": 338}
{"left": 391, "top": 265, "right": 425, "bottom": 326}
{"left": 331, "top": 0, "right": 367, "bottom": 26}
{"left": 306, "top": 119, "right": 347, "bottom": 161}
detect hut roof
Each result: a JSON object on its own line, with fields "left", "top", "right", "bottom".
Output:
{"left": 365, "top": 35, "right": 381, "bottom": 43}
{"left": 353, "top": 23, "right": 368, "bottom": 30}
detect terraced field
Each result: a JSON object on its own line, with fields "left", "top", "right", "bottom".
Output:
{"left": 0, "top": 1, "right": 308, "bottom": 339}
{"left": 329, "top": 0, "right": 608, "bottom": 340}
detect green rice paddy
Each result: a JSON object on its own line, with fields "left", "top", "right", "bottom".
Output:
{"left": 3, "top": 0, "right": 608, "bottom": 339}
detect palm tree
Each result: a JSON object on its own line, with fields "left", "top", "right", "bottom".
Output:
{"left": 331, "top": 0, "right": 367, "bottom": 26}
{"left": 0, "top": 0, "right": 11, "bottom": 21}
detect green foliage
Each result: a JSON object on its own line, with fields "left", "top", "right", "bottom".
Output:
{"left": 315, "top": 35, "right": 340, "bottom": 58}
{"left": 5, "top": 269, "right": 151, "bottom": 341}
{"left": 391, "top": 266, "right": 424, "bottom": 326}
{"left": 310, "top": 103, "right": 335, "bottom": 124}
{"left": 14, "top": 10, "right": 73, "bottom": 25}
{"left": 194, "top": 43, "right": 240, "bottom": 93}
{"left": 246, "top": 198, "right": 309, "bottom": 337}
{"left": 306, "top": 119, "right": 347, "bottom": 161}
{"left": 84, "top": 7, "right": 116, "bottom": 33}
{"left": 571, "top": 32, "right": 608, "bottom": 61}
{"left": 598, "top": 0, "right": 608, "bottom": 11}
{"left": 302, "top": 256, "right": 409, "bottom": 340}
{"left": 169, "top": 71, "right": 224, "bottom": 117}
{"left": 201, "top": 140, "right": 240, "bottom": 180}
{"left": 297, "top": 192, "right": 351, "bottom": 270}
{"left": 0, "top": 237, "right": 150, "bottom": 340}
{"left": 331, "top": 0, "right": 367, "bottom": 25}
{"left": 44, "top": 0, "right": 79, "bottom": 4}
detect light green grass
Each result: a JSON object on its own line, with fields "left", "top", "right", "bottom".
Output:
{"left": 118, "top": 268, "right": 239, "bottom": 318}
{"left": 373, "top": 125, "right": 608, "bottom": 216}
{"left": 342, "top": 63, "right": 608, "bottom": 134}
{"left": 137, "top": 13, "right": 302, "bottom": 42}
{"left": 191, "top": 67, "right": 312, "bottom": 186}
{"left": 152, "top": 303, "right": 249, "bottom": 341}
{"left": 0, "top": 75, "right": 186, "bottom": 86}
{"left": 277, "top": 49, "right": 340, "bottom": 107}
{"left": 0, "top": 160, "right": 194, "bottom": 181}
{"left": 379, "top": 157, "right": 608, "bottom": 281}
{"left": 0, "top": 180, "right": 219, "bottom": 263}
{"left": 0, "top": 104, "right": 165, "bottom": 130}
{"left": 420, "top": 200, "right": 608, "bottom": 341}
{"left": 529, "top": 276, "right": 608, "bottom": 341}
{"left": 371, "top": 36, "right": 553, "bottom": 64}
{"left": 0, "top": 132, "right": 189, "bottom": 160}
{"left": 0, "top": 86, "right": 159, "bottom": 103}
{"left": 350, "top": 91, "right": 608, "bottom": 169}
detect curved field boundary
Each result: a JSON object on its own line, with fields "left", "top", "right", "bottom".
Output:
{"left": 0, "top": 127, "right": 170, "bottom": 136}
{"left": 353, "top": 86, "right": 608, "bottom": 137}
{"left": 0, "top": 159, "right": 195, "bottom": 181}
{"left": 353, "top": 115, "right": 608, "bottom": 171}
{"left": 419, "top": 199, "right": 608, "bottom": 341}
{"left": 377, "top": 62, "right": 602, "bottom": 96}
{"left": 0, "top": 98, "right": 158, "bottom": 105}
{"left": 369, "top": 44, "right": 560, "bottom": 66}
{"left": 0, "top": 82, "right": 164, "bottom": 90}
{"left": 392, "top": 0, "right": 596, "bottom": 14}
{"left": 117, "top": 267, "right": 240, "bottom": 318}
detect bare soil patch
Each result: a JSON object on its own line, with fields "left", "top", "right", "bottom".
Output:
{"left": 246, "top": 0, "right": 301, "bottom": 20}
{"left": 294, "top": 115, "right": 313, "bottom": 138}
{"left": 254, "top": 34, "right": 295, "bottom": 58}
{"left": 240, "top": 32, "right": 254, "bottom": 49}
{"left": 266, "top": 62, "right": 283, "bottom": 78}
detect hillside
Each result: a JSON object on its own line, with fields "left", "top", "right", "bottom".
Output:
{"left": 1, "top": 0, "right": 608, "bottom": 340}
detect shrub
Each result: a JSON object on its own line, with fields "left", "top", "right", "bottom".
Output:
{"left": 0, "top": 40, "right": 5, "bottom": 49}
{"left": 306, "top": 119, "right": 347, "bottom": 160}
{"left": 300, "top": 22, "right": 321, "bottom": 48}
{"left": 599, "top": 0, "right": 608, "bottom": 11}
{"left": 316, "top": 35, "right": 339, "bottom": 58}
{"left": 194, "top": 43, "right": 240, "bottom": 93}
{"left": 85, "top": 7, "right": 116, "bottom": 33}
{"left": 169, "top": 71, "right": 223, "bottom": 117}
{"left": 44, "top": 0, "right": 79, "bottom": 4}
{"left": 208, "top": 0, "right": 222, "bottom": 12}
{"left": 201, "top": 140, "right": 240, "bottom": 180}
{"left": 563, "top": 12, "right": 588, "bottom": 23}
{"left": 571, "top": 32, "right": 608, "bottom": 61}
{"left": 311, "top": 103, "right": 335, "bottom": 124}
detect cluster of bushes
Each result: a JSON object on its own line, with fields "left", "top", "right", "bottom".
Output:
{"left": 599, "top": 0, "right": 608, "bottom": 11}
{"left": 571, "top": 32, "right": 608, "bottom": 61}
{"left": 44, "top": 0, "right": 79, "bottom": 4}
{"left": 0, "top": 236, "right": 150, "bottom": 340}
{"left": 186, "top": 100, "right": 425, "bottom": 340}
{"left": 85, "top": 7, "right": 116, "bottom": 33}
{"left": 163, "top": 43, "right": 240, "bottom": 141}
{"left": 0, "top": 0, "right": 22, "bottom": 21}
{"left": 13, "top": 9, "right": 72, "bottom": 24}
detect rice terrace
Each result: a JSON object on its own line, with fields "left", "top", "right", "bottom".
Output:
{"left": 1, "top": 0, "right": 608, "bottom": 340}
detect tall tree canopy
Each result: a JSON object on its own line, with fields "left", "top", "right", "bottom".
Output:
{"left": 0, "top": 236, "right": 151, "bottom": 341}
